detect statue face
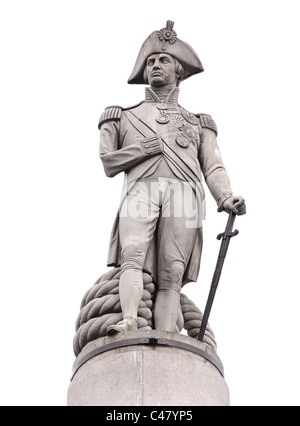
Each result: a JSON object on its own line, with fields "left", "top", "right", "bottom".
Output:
{"left": 146, "top": 53, "right": 177, "bottom": 87}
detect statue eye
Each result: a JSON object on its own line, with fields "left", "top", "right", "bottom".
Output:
{"left": 147, "top": 59, "right": 154, "bottom": 66}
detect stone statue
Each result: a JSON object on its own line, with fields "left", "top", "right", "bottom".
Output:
{"left": 98, "top": 20, "right": 246, "bottom": 336}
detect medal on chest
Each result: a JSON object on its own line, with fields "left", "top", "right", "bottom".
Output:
{"left": 176, "top": 125, "right": 198, "bottom": 148}
{"left": 156, "top": 104, "right": 199, "bottom": 148}
{"left": 156, "top": 103, "right": 170, "bottom": 124}
{"left": 181, "top": 110, "right": 199, "bottom": 126}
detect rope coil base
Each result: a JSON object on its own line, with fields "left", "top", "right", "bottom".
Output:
{"left": 73, "top": 267, "right": 217, "bottom": 357}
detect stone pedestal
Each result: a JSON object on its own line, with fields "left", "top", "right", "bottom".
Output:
{"left": 67, "top": 330, "right": 229, "bottom": 406}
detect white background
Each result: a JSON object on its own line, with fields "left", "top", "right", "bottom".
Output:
{"left": 0, "top": 0, "right": 299, "bottom": 406}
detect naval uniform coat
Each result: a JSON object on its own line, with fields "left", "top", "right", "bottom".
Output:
{"left": 98, "top": 87, "right": 233, "bottom": 285}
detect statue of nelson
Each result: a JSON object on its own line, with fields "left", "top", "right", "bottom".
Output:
{"left": 98, "top": 21, "right": 246, "bottom": 335}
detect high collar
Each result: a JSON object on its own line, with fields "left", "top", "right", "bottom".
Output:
{"left": 145, "top": 86, "right": 180, "bottom": 104}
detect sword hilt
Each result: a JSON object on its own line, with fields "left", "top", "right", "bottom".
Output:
{"left": 217, "top": 229, "right": 239, "bottom": 240}
{"left": 216, "top": 211, "right": 239, "bottom": 240}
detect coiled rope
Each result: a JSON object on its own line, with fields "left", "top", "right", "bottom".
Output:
{"left": 73, "top": 267, "right": 217, "bottom": 356}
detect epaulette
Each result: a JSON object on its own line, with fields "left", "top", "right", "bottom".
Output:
{"left": 98, "top": 105, "right": 123, "bottom": 129}
{"left": 197, "top": 113, "right": 218, "bottom": 136}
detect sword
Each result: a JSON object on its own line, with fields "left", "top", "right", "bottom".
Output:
{"left": 198, "top": 211, "right": 239, "bottom": 342}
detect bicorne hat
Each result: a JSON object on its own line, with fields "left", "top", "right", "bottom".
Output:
{"left": 128, "top": 20, "right": 204, "bottom": 84}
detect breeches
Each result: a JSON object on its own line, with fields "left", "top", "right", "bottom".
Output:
{"left": 119, "top": 177, "right": 202, "bottom": 290}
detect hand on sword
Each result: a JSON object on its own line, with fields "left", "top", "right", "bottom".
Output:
{"left": 222, "top": 196, "right": 246, "bottom": 215}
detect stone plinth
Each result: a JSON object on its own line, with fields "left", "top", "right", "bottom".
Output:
{"left": 67, "top": 330, "right": 229, "bottom": 406}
